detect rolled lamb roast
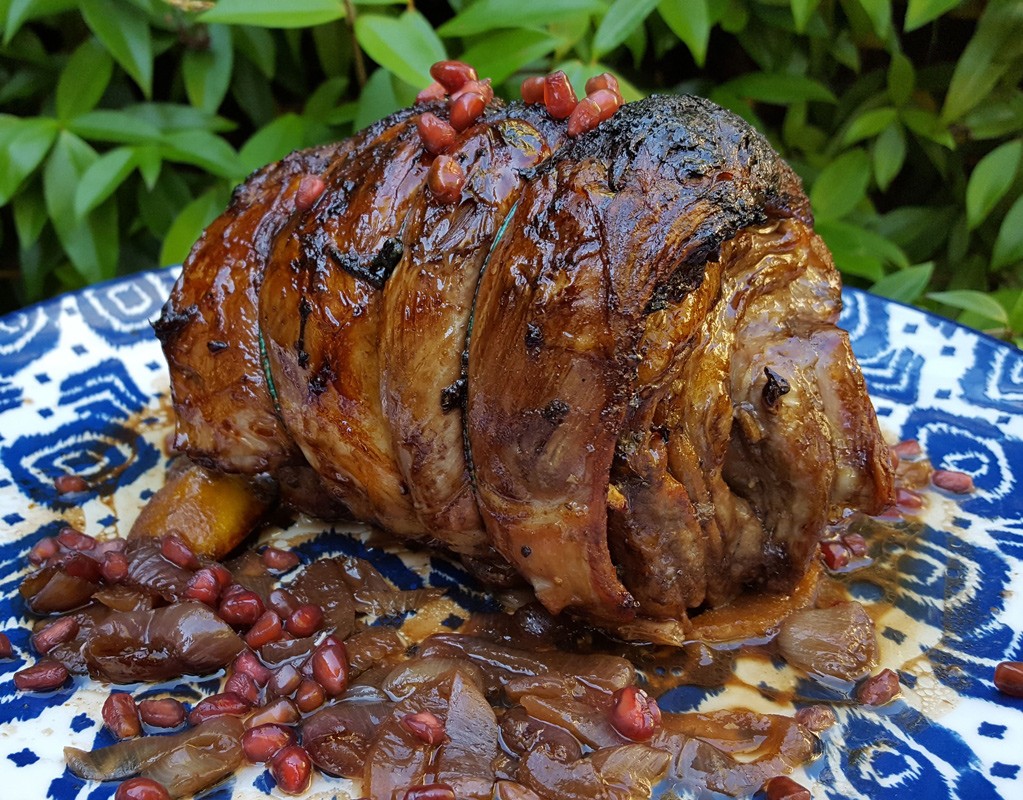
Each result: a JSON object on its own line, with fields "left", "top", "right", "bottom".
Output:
{"left": 153, "top": 64, "right": 894, "bottom": 641}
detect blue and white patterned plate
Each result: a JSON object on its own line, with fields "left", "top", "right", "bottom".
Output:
{"left": 0, "top": 269, "right": 1021, "bottom": 799}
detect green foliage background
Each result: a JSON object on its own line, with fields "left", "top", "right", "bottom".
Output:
{"left": 1, "top": 0, "right": 1022, "bottom": 343}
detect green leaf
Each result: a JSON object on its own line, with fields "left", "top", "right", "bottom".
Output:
{"left": 239, "top": 113, "right": 307, "bottom": 173}
{"left": 4, "top": 0, "right": 78, "bottom": 45}
{"left": 355, "top": 68, "right": 400, "bottom": 130}
{"left": 900, "top": 107, "right": 955, "bottom": 149}
{"left": 135, "top": 143, "right": 161, "bottom": 189}
{"left": 905, "top": 0, "right": 961, "bottom": 32}
{"left": 887, "top": 52, "right": 914, "bottom": 107}
{"left": 872, "top": 123, "right": 906, "bottom": 191}
{"left": 160, "top": 186, "right": 229, "bottom": 267}
{"left": 73, "top": 146, "right": 136, "bottom": 217}
{"left": 927, "top": 289, "right": 1009, "bottom": 325}
{"left": 183, "top": 25, "right": 234, "bottom": 115}
{"left": 68, "top": 110, "right": 163, "bottom": 144}
{"left": 992, "top": 194, "right": 1023, "bottom": 270}
{"left": 871, "top": 262, "right": 934, "bottom": 304}
{"left": 789, "top": 0, "right": 820, "bottom": 32}
{"left": 841, "top": 107, "right": 897, "bottom": 145}
{"left": 720, "top": 72, "right": 837, "bottom": 104}
{"left": 855, "top": 0, "right": 891, "bottom": 39}
{"left": 233, "top": 26, "right": 277, "bottom": 78}
{"left": 658, "top": 0, "right": 710, "bottom": 67}
{"left": 965, "top": 139, "right": 1022, "bottom": 230}
{"left": 161, "top": 130, "right": 244, "bottom": 180}
{"left": 0, "top": 117, "right": 58, "bottom": 204}
{"left": 459, "top": 30, "right": 561, "bottom": 85}
{"left": 199, "top": 0, "right": 344, "bottom": 28}
{"left": 12, "top": 185, "right": 48, "bottom": 250}
{"left": 80, "top": 0, "right": 153, "bottom": 97}
{"left": 592, "top": 0, "right": 658, "bottom": 59}
{"left": 56, "top": 39, "right": 114, "bottom": 120}
{"left": 355, "top": 10, "right": 446, "bottom": 89}
{"left": 963, "top": 90, "right": 1023, "bottom": 140}
{"left": 809, "top": 149, "right": 871, "bottom": 221}
{"left": 816, "top": 219, "right": 908, "bottom": 282}
{"left": 439, "top": 0, "right": 603, "bottom": 37}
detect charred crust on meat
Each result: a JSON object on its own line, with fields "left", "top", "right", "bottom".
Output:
{"left": 308, "top": 361, "right": 335, "bottom": 396}
{"left": 541, "top": 399, "right": 570, "bottom": 425}
{"left": 326, "top": 238, "right": 404, "bottom": 290}
{"left": 521, "top": 545, "right": 532, "bottom": 558}
{"left": 152, "top": 303, "right": 200, "bottom": 344}
{"left": 524, "top": 322, "right": 544, "bottom": 354}
{"left": 296, "top": 295, "right": 312, "bottom": 369}
{"left": 762, "top": 367, "right": 790, "bottom": 409}
{"left": 440, "top": 379, "right": 466, "bottom": 413}
{"left": 207, "top": 339, "right": 229, "bottom": 354}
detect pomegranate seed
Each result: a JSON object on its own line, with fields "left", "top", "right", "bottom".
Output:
{"left": 103, "top": 692, "right": 141, "bottom": 739}
{"left": 403, "top": 784, "right": 456, "bottom": 800}
{"left": 820, "top": 540, "right": 851, "bottom": 570}
{"left": 94, "top": 537, "right": 126, "bottom": 556}
{"left": 450, "top": 91, "right": 486, "bottom": 132}
{"left": 246, "top": 697, "right": 301, "bottom": 728}
{"left": 242, "top": 723, "right": 296, "bottom": 763}
{"left": 102, "top": 551, "right": 130, "bottom": 583}
{"left": 114, "top": 777, "right": 172, "bottom": 800}
{"left": 585, "top": 71, "right": 620, "bottom": 96}
{"left": 294, "top": 175, "right": 325, "bottom": 213}
{"left": 14, "top": 659, "right": 69, "bottom": 691}
{"left": 400, "top": 711, "right": 446, "bottom": 745}
{"left": 429, "top": 60, "right": 477, "bottom": 93}
{"left": 428, "top": 155, "right": 465, "bottom": 204}
{"left": 28, "top": 536, "right": 59, "bottom": 565}
{"left": 896, "top": 487, "right": 924, "bottom": 509}
{"left": 246, "top": 611, "right": 284, "bottom": 649}
{"left": 262, "top": 546, "right": 300, "bottom": 572}
{"left": 268, "top": 588, "right": 300, "bottom": 618}
{"left": 270, "top": 744, "right": 312, "bottom": 795}
{"left": 794, "top": 704, "right": 836, "bottom": 732}
{"left": 416, "top": 81, "right": 446, "bottom": 104}
{"left": 225, "top": 671, "right": 260, "bottom": 706}
{"left": 160, "top": 535, "right": 199, "bottom": 569}
{"left": 857, "top": 668, "right": 901, "bottom": 706}
{"left": 310, "top": 639, "right": 349, "bottom": 696}
{"left": 138, "top": 698, "right": 186, "bottom": 728}
{"left": 588, "top": 88, "right": 621, "bottom": 122}
{"left": 219, "top": 589, "right": 265, "bottom": 627}
{"left": 994, "top": 661, "right": 1023, "bottom": 697}
{"left": 32, "top": 616, "right": 79, "bottom": 654}
{"left": 55, "top": 474, "right": 88, "bottom": 494}
{"left": 295, "top": 679, "right": 325, "bottom": 713}
{"left": 62, "top": 551, "right": 103, "bottom": 583}
{"left": 932, "top": 469, "right": 975, "bottom": 494}
{"left": 417, "top": 112, "right": 457, "bottom": 155}
{"left": 58, "top": 526, "right": 96, "bottom": 551}
{"left": 187, "top": 692, "right": 251, "bottom": 725}
{"left": 567, "top": 96, "right": 601, "bottom": 137}
{"left": 520, "top": 76, "right": 545, "bottom": 104}
{"left": 608, "top": 686, "right": 661, "bottom": 741}
{"left": 184, "top": 568, "right": 221, "bottom": 605}
{"left": 269, "top": 663, "right": 302, "bottom": 698}
{"left": 0, "top": 632, "right": 13, "bottom": 659}
{"left": 450, "top": 78, "right": 493, "bottom": 104}
{"left": 761, "top": 775, "right": 811, "bottom": 800}
{"left": 841, "top": 532, "right": 869, "bottom": 558}
{"left": 893, "top": 439, "right": 922, "bottom": 459}
{"left": 543, "top": 71, "right": 577, "bottom": 119}
{"left": 286, "top": 604, "right": 323, "bottom": 638}
{"left": 234, "top": 650, "right": 272, "bottom": 687}
{"left": 221, "top": 582, "right": 248, "bottom": 601}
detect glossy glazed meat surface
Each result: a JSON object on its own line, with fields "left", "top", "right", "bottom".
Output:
{"left": 158, "top": 92, "right": 894, "bottom": 639}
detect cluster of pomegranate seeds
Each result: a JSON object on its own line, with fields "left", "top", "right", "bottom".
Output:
{"left": 994, "top": 661, "right": 1023, "bottom": 697}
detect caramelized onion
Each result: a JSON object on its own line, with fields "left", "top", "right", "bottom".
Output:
{"left": 304, "top": 700, "right": 395, "bottom": 777}
{"left": 354, "top": 588, "right": 445, "bottom": 616}
{"left": 20, "top": 560, "right": 99, "bottom": 613}
{"left": 289, "top": 558, "right": 356, "bottom": 640}
{"left": 776, "top": 601, "right": 877, "bottom": 682}
{"left": 144, "top": 717, "right": 244, "bottom": 797}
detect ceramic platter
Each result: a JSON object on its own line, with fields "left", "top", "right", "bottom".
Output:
{"left": 0, "top": 268, "right": 1020, "bottom": 799}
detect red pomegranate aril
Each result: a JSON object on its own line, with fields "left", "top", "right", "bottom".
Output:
{"left": 416, "top": 81, "right": 447, "bottom": 104}
{"left": 32, "top": 615, "right": 79, "bottom": 654}
{"left": 220, "top": 589, "right": 265, "bottom": 627}
{"left": 187, "top": 691, "right": 251, "bottom": 725}
{"left": 793, "top": 704, "right": 836, "bottom": 733}
{"left": 28, "top": 536, "right": 59, "bottom": 565}
{"left": 428, "top": 155, "right": 465, "bottom": 204}
{"left": 896, "top": 487, "right": 924, "bottom": 509}
{"left": 994, "top": 661, "right": 1023, "bottom": 697}
{"left": 585, "top": 71, "right": 620, "bottom": 96}
{"left": 138, "top": 698, "right": 186, "bottom": 729}
{"left": 246, "top": 610, "right": 284, "bottom": 649}
{"left": 270, "top": 744, "right": 312, "bottom": 795}
{"left": 450, "top": 78, "right": 493, "bottom": 104}
{"left": 403, "top": 784, "right": 456, "bottom": 800}
{"left": 246, "top": 697, "right": 301, "bottom": 728}
{"left": 311, "top": 639, "right": 349, "bottom": 696}
{"left": 609, "top": 686, "right": 661, "bottom": 741}
{"left": 820, "top": 541, "right": 851, "bottom": 570}
{"left": 543, "top": 71, "right": 577, "bottom": 119}
{"left": 588, "top": 88, "right": 621, "bottom": 122}
{"left": 401, "top": 711, "right": 446, "bottom": 745}
{"left": 208, "top": 562, "right": 233, "bottom": 589}
{"left": 58, "top": 526, "right": 96, "bottom": 551}
{"left": 185, "top": 568, "right": 222, "bottom": 606}
{"left": 103, "top": 692, "right": 142, "bottom": 739}
{"left": 450, "top": 91, "right": 486, "bottom": 132}
{"left": 114, "top": 777, "right": 172, "bottom": 800}
{"left": 294, "top": 175, "right": 325, "bottom": 213}
{"left": 262, "top": 546, "right": 301, "bottom": 572}
{"left": 295, "top": 679, "right": 325, "bottom": 713}
{"left": 268, "top": 588, "right": 300, "bottom": 618}
{"left": 234, "top": 650, "right": 272, "bottom": 687}
{"left": 857, "top": 668, "right": 901, "bottom": 706}
{"left": 0, "top": 632, "right": 13, "bottom": 659}
{"left": 160, "top": 535, "right": 200, "bottom": 569}
{"left": 221, "top": 582, "right": 248, "bottom": 602}
{"left": 893, "top": 438, "right": 922, "bottom": 459}
{"left": 14, "top": 659, "right": 69, "bottom": 691}
{"left": 286, "top": 604, "right": 323, "bottom": 638}
{"left": 55, "top": 473, "right": 88, "bottom": 494}
{"left": 242, "top": 723, "right": 297, "bottom": 763}
{"left": 567, "top": 96, "right": 601, "bottom": 138}
{"left": 429, "top": 60, "right": 477, "bottom": 93}
{"left": 520, "top": 76, "right": 545, "bottom": 104}
{"left": 761, "top": 775, "right": 811, "bottom": 800}
{"left": 269, "top": 663, "right": 303, "bottom": 698}
{"left": 417, "top": 113, "right": 456, "bottom": 155}
{"left": 932, "top": 469, "right": 975, "bottom": 494}
{"left": 63, "top": 551, "right": 103, "bottom": 582}
{"left": 102, "top": 551, "right": 130, "bottom": 583}
{"left": 841, "top": 532, "right": 869, "bottom": 558}
{"left": 225, "top": 671, "right": 261, "bottom": 706}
